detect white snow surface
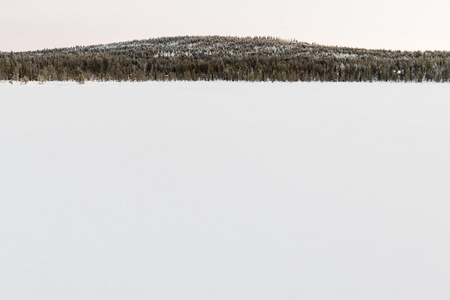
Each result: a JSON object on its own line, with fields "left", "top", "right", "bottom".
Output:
{"left": 1, "top": 81, "right": 450, "bottom": 300}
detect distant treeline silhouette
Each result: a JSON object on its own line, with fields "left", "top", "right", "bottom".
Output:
{"left": 1, "top": 36, "right": 450, "bottom": 83}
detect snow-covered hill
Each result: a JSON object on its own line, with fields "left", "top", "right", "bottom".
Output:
{"left": 2, "top": 36, "right": 450, "bottom": 82}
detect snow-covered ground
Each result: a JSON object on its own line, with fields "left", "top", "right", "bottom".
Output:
{"left": 1, "top": 81, "right": 450, "bottom": 300}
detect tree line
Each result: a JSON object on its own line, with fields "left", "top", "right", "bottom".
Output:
{"left": 1, "top": 36, "right": 450, "bottom": 83}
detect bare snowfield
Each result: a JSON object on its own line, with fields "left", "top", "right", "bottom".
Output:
{"left": 1, "top": 81, "right": 450, "bottom": 300}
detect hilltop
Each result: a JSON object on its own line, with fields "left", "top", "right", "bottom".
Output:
{"left": 1, "top": 36, "right": 449, "bottom": 82}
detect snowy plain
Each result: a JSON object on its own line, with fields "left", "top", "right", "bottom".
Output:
{"left": 1, "top": 81, "right": 450, "bottom": 300}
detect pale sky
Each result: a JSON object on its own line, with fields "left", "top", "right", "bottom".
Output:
{"left": 2, "top": 0, "right": 449, "bottom": 52}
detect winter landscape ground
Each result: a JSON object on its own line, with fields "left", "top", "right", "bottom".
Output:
{"left": 1, "top": 81, "right": 450, "bottom": 300}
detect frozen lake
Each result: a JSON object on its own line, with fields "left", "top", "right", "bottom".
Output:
{"left": 1, "top": 81, "right": 450, "bottom": 300}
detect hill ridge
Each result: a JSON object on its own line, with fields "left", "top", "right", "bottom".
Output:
{"left": 1, "top": 36, "right": 449, "bottom": 82}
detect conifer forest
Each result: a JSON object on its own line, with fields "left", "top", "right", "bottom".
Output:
{"left": 1, "top": 36, "right": 450, "bottom": 83}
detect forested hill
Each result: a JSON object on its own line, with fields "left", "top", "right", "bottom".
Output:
{"left": 1, "top": 36, "right": 450, "bottom": 83}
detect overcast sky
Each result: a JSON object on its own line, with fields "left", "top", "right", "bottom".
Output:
{"left": 2, "top": 0, "right": 449, "bottom": 52}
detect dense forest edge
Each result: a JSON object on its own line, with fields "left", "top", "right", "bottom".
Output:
{"left": 1, "top": 36, "right": 450, "bottom": 83}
